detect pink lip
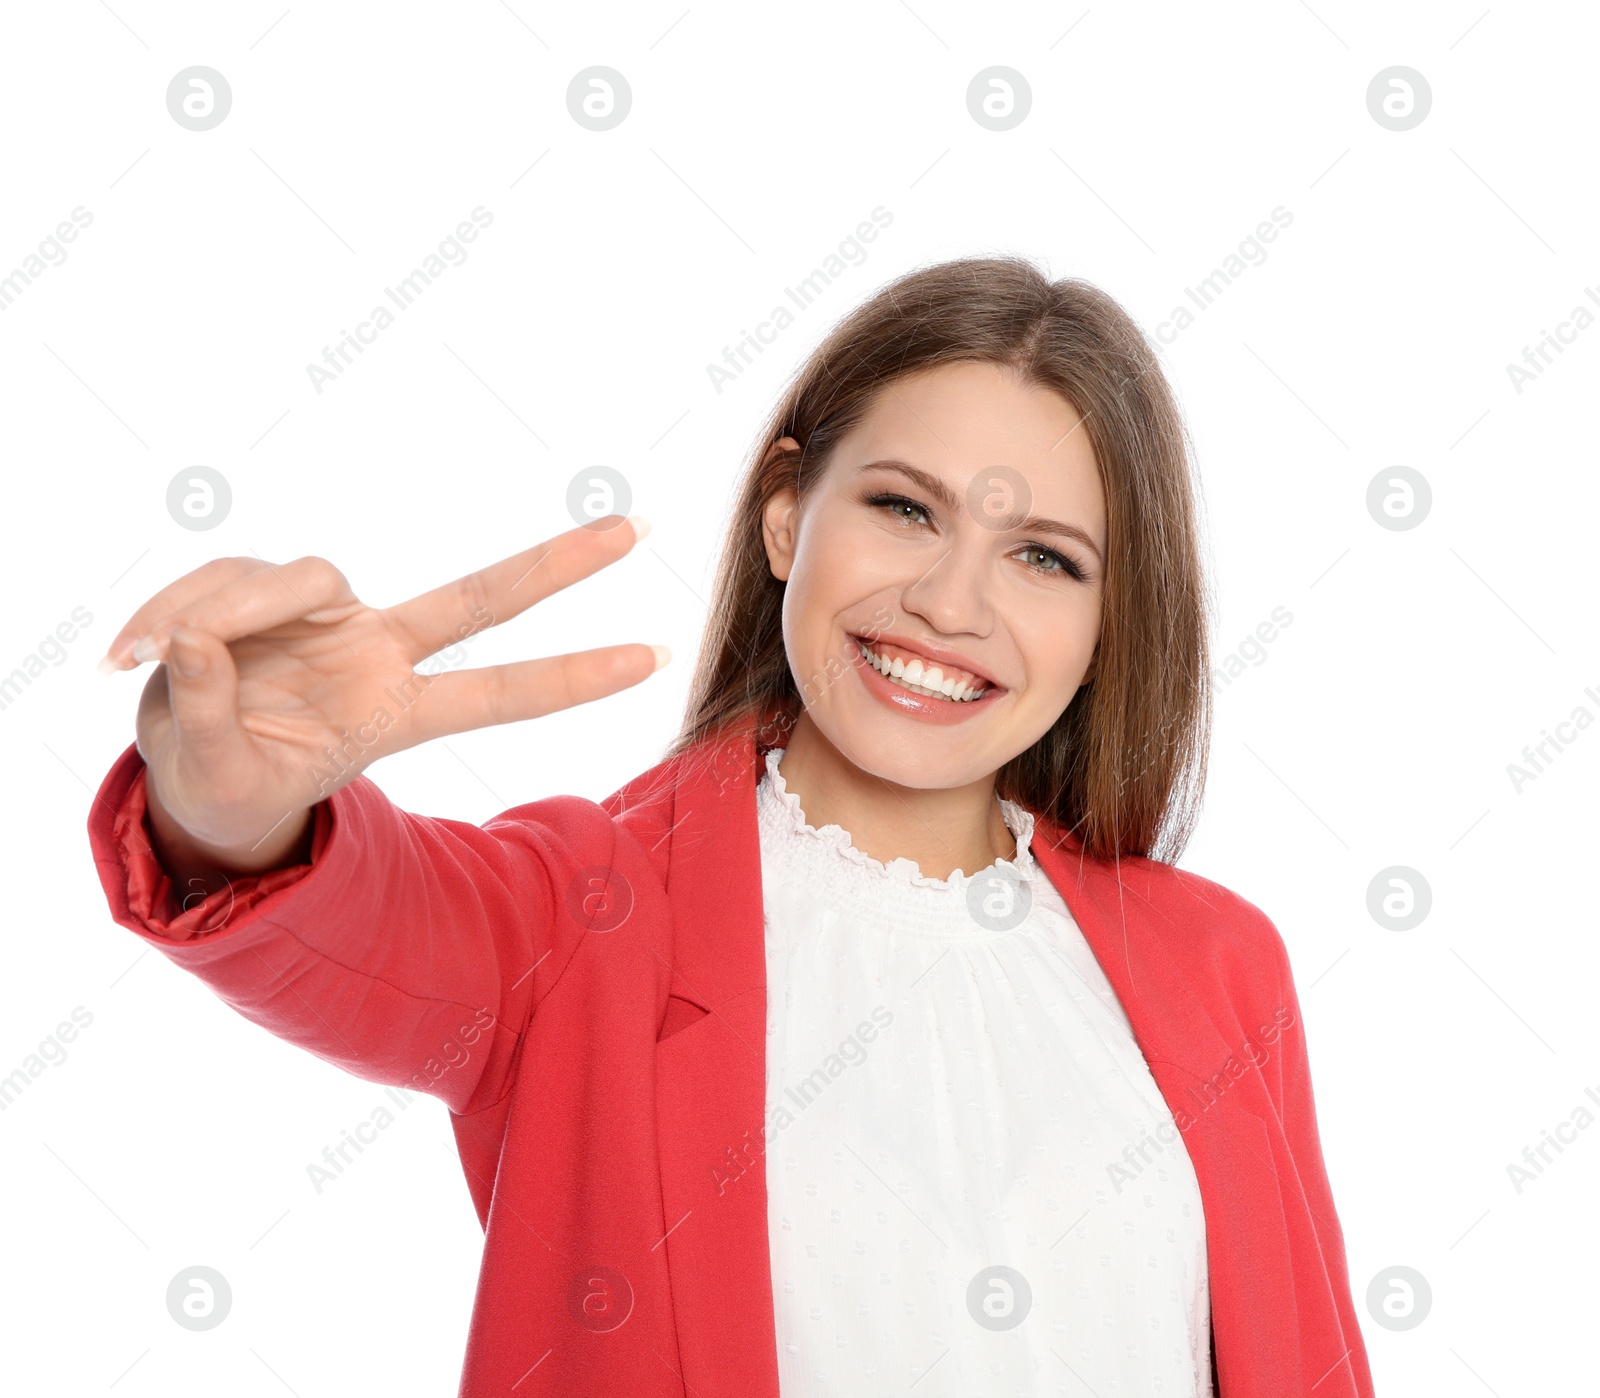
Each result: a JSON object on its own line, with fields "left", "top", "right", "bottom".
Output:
{"left": 847, "top": 637, "right": 1006, "bottom": 725}
{"left": 847, "top": 631, "right": 1005, "bottom": 693}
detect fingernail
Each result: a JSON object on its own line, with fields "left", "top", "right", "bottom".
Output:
{"left": 131, "top": 634, "right": 162, "bottom": 664}
{"left": 650, "top": 644, "right": 672, "bottom": 671}
{"left": 627, "top": 515, "right": 652, "bottom": 544}
{"left": 169, "top": 629, "right": 207, "bottom": 679}
{"left": 99, "top": 637, "right": 138, "bottom": 673}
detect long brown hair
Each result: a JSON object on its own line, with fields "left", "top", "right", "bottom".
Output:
{"left": 665, "top": 255, "right": 1213, "bottom": 864}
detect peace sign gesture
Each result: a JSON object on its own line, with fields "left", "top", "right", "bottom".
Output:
{"left": 100, "top": 516, "right": 667, "bottom": 876}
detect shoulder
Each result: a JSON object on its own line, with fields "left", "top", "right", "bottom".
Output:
{"left": 467, "top": 746, "right": 718, "bottom": 886}
{"left": 1125, "top": 852, "right": 1281, "bottom": 941}
{"left": 475, "top": 727, "right": 756, "bottom": 888}
{"left": 591, "top": 734, "right": 751, "bottom": 879}
{"left": 600, "top": 742, "right": 717, "bottom": 826}
{"left": 1135, "top": 853, "right": 1295, "bottom": 1006}
{"left": 1035, "top": 824, "right": 1294, "bottom": 1004}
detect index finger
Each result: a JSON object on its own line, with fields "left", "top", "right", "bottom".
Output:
{"left": 100, "top": 557, "right": 265, "bottom": 670}
{"left": 385, "top": 514, "right": 650, "bottom": 660}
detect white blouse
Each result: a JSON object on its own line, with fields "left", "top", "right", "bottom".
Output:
{"left": 757, "top": 746, "right": 1212, "bottom": 1397}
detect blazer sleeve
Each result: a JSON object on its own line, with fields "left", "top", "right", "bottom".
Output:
{"left": 85, "top": 742, "right": 613, "bottom": 1117}
{"left": 1261, "top": 926, "right": 1377, "bottom": 1397}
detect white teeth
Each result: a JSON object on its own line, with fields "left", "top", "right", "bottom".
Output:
{"left": 857, "top": 640, "right": 987, "bottom": 703}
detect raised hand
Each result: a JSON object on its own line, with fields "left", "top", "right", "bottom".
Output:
{"left": 99, "top": 516, "right": 667, "bottom": 876}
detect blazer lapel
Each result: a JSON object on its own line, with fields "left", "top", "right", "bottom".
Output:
{"left": 639, "top": 726, "right": 1309, "bottom": 1398}
{"left": 647, "top": 727, "right": 781, "bottom": 1397}
{"left": 1028, "top": 822, "right": 1303, "bottom": 1396}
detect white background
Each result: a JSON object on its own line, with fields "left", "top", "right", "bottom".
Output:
{"left": 3, "top": 1, "right": 1596, "bottom": 1393}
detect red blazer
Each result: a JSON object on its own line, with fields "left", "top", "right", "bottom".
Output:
{"left": 87, "top": 724, "right": 1375, "bottom": 1397}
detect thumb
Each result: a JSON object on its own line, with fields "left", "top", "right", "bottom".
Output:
{"left": 164, "top": 626, "right": 252, "bottom": 770}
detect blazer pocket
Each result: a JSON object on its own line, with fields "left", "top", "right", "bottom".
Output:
{"left": 658, "top": 991, "right": 711, "bottom": 1042}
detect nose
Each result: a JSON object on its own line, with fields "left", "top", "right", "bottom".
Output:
{"left": 898, "top": 533, "right": 995, "bottom": 639}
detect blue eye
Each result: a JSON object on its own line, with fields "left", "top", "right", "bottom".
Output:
{"left": 1015, "top": 545, "right": 1065, "bottom": 573}
{"left": 863, "top": 490, "right": 1090, "bottom": 582}
{"left": 869, "top": 493, "right": 930, "bottom": 525}
{"left": 1008, "top": 541, "right": 1090, "bottom": 581}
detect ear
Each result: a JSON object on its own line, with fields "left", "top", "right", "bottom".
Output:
{"left": 760, "top": 437, "right": 803, "bottom": 583}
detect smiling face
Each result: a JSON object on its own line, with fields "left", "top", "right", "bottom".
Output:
{"left": 761, "top": 359, "right": 1108, "bottom": 792}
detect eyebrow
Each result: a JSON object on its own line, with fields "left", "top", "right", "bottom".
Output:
{"left": 856, "top": 458, "right": 1104, "bottom": 565}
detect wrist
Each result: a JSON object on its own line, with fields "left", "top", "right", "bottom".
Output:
{"left": 144, "top": 779, "right": 314, "bottom": 883}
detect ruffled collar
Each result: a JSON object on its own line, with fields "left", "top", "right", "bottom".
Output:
{"left": 757, "top": 746, "right": 1037, "bottom": 891}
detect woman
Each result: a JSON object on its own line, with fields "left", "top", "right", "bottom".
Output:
{"left": 88, "top": 257, "right": 1374, "bottom": 1396}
